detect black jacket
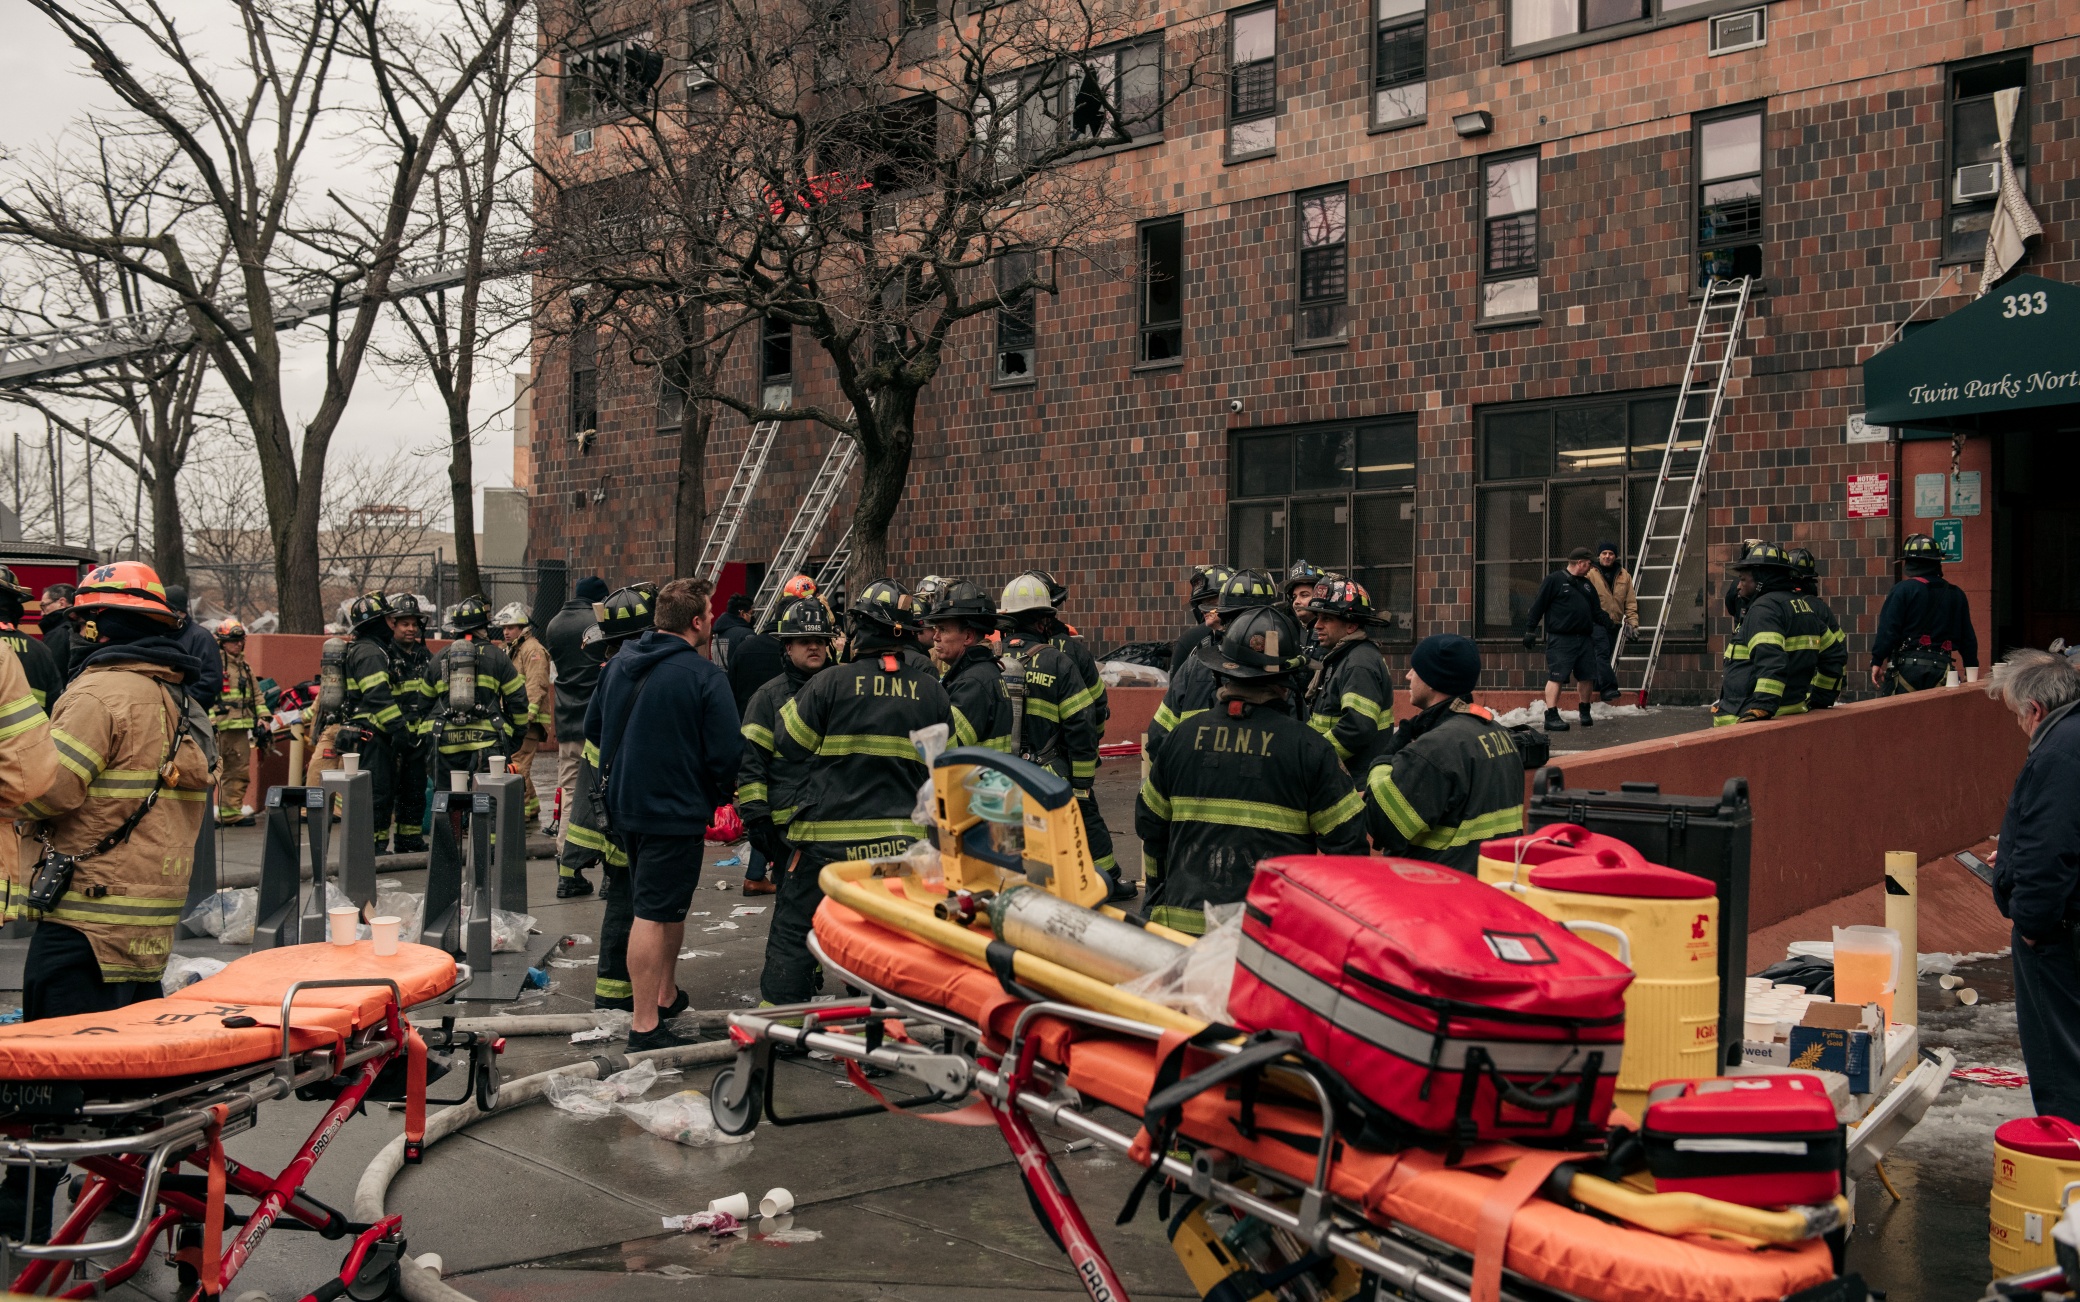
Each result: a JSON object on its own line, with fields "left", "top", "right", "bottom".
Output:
{"left": 776, "top": 633, "right": 951, "bottom": 857}
{"left": 38, "top": 610, "right": 75, "bottom": 686}
{"left": 1526, "top": 569, "right": 1601, "bottom": 638}
{"left": 544, "top": 598, "right": 600, "bottom": 740}
{"left": 1871, "top": 572, "right": 1979, "bottom": 669}
{"left": 1995, "top": 701, "right": 2080, "bottom": 943}
{"left": 174, "top": 617, "right": 225, "bottom": 709}
{"left": 727, "top": 632, "right": 788, "bottom": 716}
{"left": 1136, "top": 695, "right": 1367, "bottom": 934}
{"left": 1303, "top": 634, "right": 1395, "bottom": 774}
{"left": 1715, "top": 580, "right": 1836, "bottom": 722}
{"left": 1, "top": 626, "right": 59, "bottom": 710}
{"left": 712, "top": 611, "right": 754, "bottom": 673}
{"left": 1171, "top": 622, "right": 1214, "bottom": 677}
{"left": 1003, "top": 628, "right": 1099, "bottom": 785}
{"left": 737, "top": 660, "right": 821, "bottom": 831}
{"left": 586, "top": 629, "right": 743, "bottom": 836}
{"left": 940, "top": 646, "right": 1014, "bottom": 753}
{"left": 1364, "top": 700, "right": 1526, "bottom": 873}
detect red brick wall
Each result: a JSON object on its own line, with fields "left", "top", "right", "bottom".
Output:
{"left": 529, "top": 5, "right": 2078, "bottom": 698}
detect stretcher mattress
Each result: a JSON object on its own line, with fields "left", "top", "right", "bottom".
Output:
{"left": 0, "top": 941, "right": 455, "bottom": 1082}
{"left": 811, "top": 899, "right": 1835, "bottom": 1302}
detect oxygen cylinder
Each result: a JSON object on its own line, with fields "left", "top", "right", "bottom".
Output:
{"left": 445, "top": 639, "right": 479, "bottom": 713}
{"left": 985, "top": 884, "right": 1183, "bottom": 985}
{"left": 318, "top": 637, "right": 348, "bottom": 717}
{"left": 1001, "top": 648, "right": 1027, "bottom": 757}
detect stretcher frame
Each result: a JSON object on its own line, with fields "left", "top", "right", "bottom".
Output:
{"left": 712, "top": 935, "right": 1568, "bottom": 1302}
{"left": 0, "top": 965, "right": 471, "bottom": 1301}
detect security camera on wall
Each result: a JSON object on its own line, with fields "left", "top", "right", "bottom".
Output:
{"left": 1229, "top": 399, "right": 1245, "bottom": 414}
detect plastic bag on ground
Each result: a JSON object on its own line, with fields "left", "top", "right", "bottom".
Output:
{"left": 182, "top": 888, "right": 259, "bottom": 945}
{"left": 572, "top": 1009, "right": 632, "bottom": 1044}
{"left": 161, "top": 954, "right": 228, "bottom": 996}
{"left": 544, "top": 1060, "right": 662, "bottom": 1117}
{"left": 1117, "top": 903, "right": 1244, "bottom": 1023}
{"left": 618, "top": 1089, "right": 755, "bottom": 1147}
{"left": 491, "top": 909, "right": 537, "bottom": 953}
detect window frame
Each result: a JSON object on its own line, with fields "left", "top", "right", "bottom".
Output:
{"left": 976, "top": 35, "right": 1166, "bottom": 174}
{"left": 1225, "top": 4, "right": 1278, "bottom": 162}
{"left": 1138, "top": 217, "right": 1185, "bottom": 365}
{"left": 1226, "top": 417, "right": 1420, "bottom": 645}
{"left": 677, "top": 1, "right": 720, "bottom": 90}
{"left": 1370, "top": 0, "right": 1427, "bottom": 130}
{"left": 1941, "top": 52, "right": 2032, "bottom": 266}
{"left": 1295, "top": 186, "right": 1350, "bottom": 347}
{"left": 1471, "top": 391, "right": 1708, "bottom": 645}
{"left": 1479, "top": 150, "right": 1541, "bottom": 323}
{"left": 561, "top": 33, "right": 665, "bottom": 131}
{"left": 1692, "top": 103, "right": 1765, "bottom": 289}
{"left": 759, "top": 316, "right": 793, "bottom": 387}
{"left": 570, "top": 328, "right": 599, "bottom": 437}
{"left": 1503, "top": 0, "right": 1773, "bottom": 63}
{"left": 994, "top": 249, "right": 1039, "bottom": 385}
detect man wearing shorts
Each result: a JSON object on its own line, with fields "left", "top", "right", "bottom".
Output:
{"left": 587, "top": 577, "right": 743, "bottom": 1051}
{"left": 1524, "top": 547, "right": 1601, "bottom": 732}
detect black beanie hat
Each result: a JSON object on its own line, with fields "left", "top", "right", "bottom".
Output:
{"left": 575, "top": 575, "right": 609, "bottom": 602}
{"left": 1410, "top": 633, "right": 1481, "bottom": 699}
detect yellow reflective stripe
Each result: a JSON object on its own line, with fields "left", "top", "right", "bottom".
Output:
{"left": 1811, "top": 673, "right": 1842, "bottom": 690}
{"left": 1368, "top": 766, "right": 1430, "bottom": 843}
{"left": 582, "top": 740, "right": 601, "bottom": 766}
{"left": 1775, "top": 702, "right": 1809, "bottom": 717}
{"left": 1025, "top": 697, "right": 1062, "bottom": 723}
{"left": 742, "top": 722, "right": 776, "bottom": 752}
{"left": 161, "top": 789, "right": 207, "bottom": 802}
{"left": 1151, "top": 704, "right": 1180, "bottom": 731}
{"left": 738, "top": 782, "right": 769, "bottom": 805}
{"left": 773, "top": 805, "right": 799, "bottom": 824}
{"left": 1712, "top": 713, "right": 1739, "bottom": 727}
{"left": 1148, "top": 904, "right": 1207, "bottom": 936}
{"left": 566, "top": 823, "right": 614, "bottom": 853}
{"left": 40, "top": 892, "right": 185, "bottom": 927}
{"left": 1071, "top": 759, "right": 1097, "bottom": 778}
{"left": 362, "top": 704, "right": 403, "bottom": 726}
{"left": 779, "top": 699, "right": 821, "bottom": 751}
{"left": 50, "top": 728, "right": 104, "bottom": 782}
{"left": 346, "top": 672, "right": 390, "bottom": 690}
{"left": 950, "top": 706, "right": 979, "bottom": 750}
{"left": 0, "top": 694, "right": 44, "bottom": 742}
{"left": 1753, "top": 678, "right": 1785, "bottom": 697}
{"left": 1410, "top": 803, "right": 1527, "bottom": 850}
{"left": 595, "top": 977, "right": 634, "bottom": 1000}
{"left": 1783, "top": 635, "right": 1822, "bottom": 652}
{"left": 788, "top": 818, "right": 926, "bottom": 843}
{"left": 1745, "top": 631, "right": 1786, "bottom": 649}
{"left": 1063, "top": 683, "right": 1104, "bottom": 715}
{"left": 1311, "top": 790, "right": 1364, "bottom": 836}
{"left": 818, "top": 734, "right": 920, "bottom": 761}
{"left": 983, "top": 737, "right": 1015, "bottom": 752}
{"left": 1138, "top": 778, "right": 1170, "bottom": 819}
{"left": 1169, "top": 797, "right": 1309, "bottom": 834}
{"left": 1340, "top": 692, "right": 1385, "bottom": 722}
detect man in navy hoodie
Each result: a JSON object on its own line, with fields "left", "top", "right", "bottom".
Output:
{"left": 586, "top": 577, "right": 743, "bottom": 1050}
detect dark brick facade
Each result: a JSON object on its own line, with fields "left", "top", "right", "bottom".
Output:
{"left": 531, "top": 1, "right": 2078, "bottom": 699}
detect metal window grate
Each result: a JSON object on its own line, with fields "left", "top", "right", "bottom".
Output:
{"left": 1485, "top": 212, "right": 1538, "bottom": 275}
{"left": 1231, "top": 59, "right": 1276, "bottom": 121}
{"left": 1374, "top": 20, "right": 1425, "bottom": 88}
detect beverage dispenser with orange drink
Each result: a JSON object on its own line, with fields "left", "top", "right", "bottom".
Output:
{"left": 1831, "top": 925, "right": 1902, "bottom": 1024}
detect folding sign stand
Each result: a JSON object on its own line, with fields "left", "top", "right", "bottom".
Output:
{"left": 175, "top": 786, "right": 222, "bottom": 937}
{"left": 322, "top": 768, "right": 378, "bottom": 912}
{"left": 253, "top": 785, "right": 338, "bottom": 949}
{"left": 419, "top": 771, "right": 548, "bottom": 1002}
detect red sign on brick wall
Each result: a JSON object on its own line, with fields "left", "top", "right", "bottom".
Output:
{"left": 1847, "top": 473, "right": 1891, "bottom": 519}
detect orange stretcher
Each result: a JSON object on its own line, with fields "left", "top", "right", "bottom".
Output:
{"left": 706, "top": 889, "right": 1848, "bottom": 1302}
{"left": 0, "top": 942, "right": 480, "bottom": 1301}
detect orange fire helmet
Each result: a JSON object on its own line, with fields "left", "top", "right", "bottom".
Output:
{"left": 73, "top": 561, "right": 179, "bottom": 625}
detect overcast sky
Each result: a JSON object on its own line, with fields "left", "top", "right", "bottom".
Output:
{"left": 0, "top": 7, "right": 528, "bottom": 543}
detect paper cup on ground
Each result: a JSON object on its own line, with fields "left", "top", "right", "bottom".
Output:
{"left": 328, "top": 907, "right": 360, "bottom": 946}
{"left": 371, "top": 916, "right": 402, "bottom": 956}
{"left": 706, "top": 1192, "right": 750, "bottom": 1219}
{"left": 759, "top": 1188, "right": 794, "bottom": 1218}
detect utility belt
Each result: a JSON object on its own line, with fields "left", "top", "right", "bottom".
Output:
{"left": 1889, "top": 642, "right": 1953, "bottom": 692}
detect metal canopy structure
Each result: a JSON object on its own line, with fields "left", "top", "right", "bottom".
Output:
{"left": 1864, "top": 274, "right": 2080, "bottom": 434}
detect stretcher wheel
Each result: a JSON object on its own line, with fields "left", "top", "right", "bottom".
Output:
{"left": 709, "top": 1063, "right": 762, "bottom": 1136}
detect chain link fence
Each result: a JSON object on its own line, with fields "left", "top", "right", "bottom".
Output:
{"left": 184, "top": 555, "right": 568, "bottom": 631}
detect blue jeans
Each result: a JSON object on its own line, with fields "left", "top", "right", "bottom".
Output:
{"left": 745, "top": 845, "right": 769, "bottom": 882}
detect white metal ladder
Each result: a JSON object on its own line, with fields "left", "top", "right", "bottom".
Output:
{"left": 1612, "top": 275, "right": 1754, "bottom": 705}
{"left": 752, "top": 431, "right": 858, "bottom": 628}
{"left": 813, "top": 525, "right": 854, "bottom": 594}
{"left": 695, "top": 417, "right": 782, "bottom": 583}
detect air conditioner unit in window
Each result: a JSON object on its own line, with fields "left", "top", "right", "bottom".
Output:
{"left": 1708, "top": 8, "right": 1765, "bottom": 55}
{"left": 685, "top": 65, "right": 716, "bottom": 90}
{"left": 1953, "top": 162, "right": 2001, "bottom": 202}
{"left": 572, "top": 127, "right": 595, "bottom": 154}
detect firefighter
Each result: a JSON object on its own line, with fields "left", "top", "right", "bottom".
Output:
{"left": 1284, "top": 559, "right": 1327, "bottom": 656}
{"left": 1303, "top": 578, "right": 1395, "bottom": 775}
{"left": 210, "top": 617, "right": 259, "bottom": 826}
{"left": 926, "top": 581, "right": 1014, "bottom": 752}
{"left": 1871, "top": 533, "right": 1980, "bottom": 695}
{"left": 383, "top": 596, "right": 436, "bottom": 853}
{"left": 1788, "top": 549, "right": 1849, "bottom": 710}
{"left": 0, "top": 640, "right": 56, "bottom": 924}
{"left": 913, "top": 575, "right": 951, "bottom": 658}
{"left": 1148, "top": 569, "right": 1279, "bottom": 758}
{"left": 1170, "top": 563, "right": 1234, "bottom": 676}
{"left": 1724, "top": 538, "right": 1768, "bottom": 627}
{"left": 0, "top": 566, "right": 59, "bottom": 710}
{"left": 568, "top": 585, "right": 656, "bottom": 1002}
{"left": 1137, "top": 604, "right": 1366, "bottom": 934}
{"left": 764, "top": 579, "right": 951, "bottom": 1005}
{"left": 1017, "top": 568, "right": 1127, "bottom": 894}
{"left": 431, "top": 595, "right": 530, "bottom": 786}
{"left": 495, "top": 601, "right": 553, "bottom": 823}
{"left": 1714, "top": 542, "right": 1833, "bottom": 724}
{"left": 1362, "top": 634, "right": 1525, "bottom": 872}
{"left": 18, "top": 561, "right": 216, "bottom": 1017}
{"left": 737, "top": 597, "right": 835, "bottom": 899}
{"left": 307, "top": 592, "right": 406, "bottom": 848}
{"left": 37, "top": 583, "right": 78, "bottom": 685}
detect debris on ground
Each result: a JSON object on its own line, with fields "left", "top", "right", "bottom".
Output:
{"left": 491, "top": 908, "right": 537, "bottom": 953}
{"left": 544, "top": 1061, "right": 668, "bottom": 1117}
{"left": 1951, "top": 1064, "right": 2028, "bottom": 1088}
{"left": 1491, "top": 699, "right": 1650, "bottom": 728}
{"left": 161, "top": 953, "right": 229, "bottom": 995}
{"left": 759, "top": 1228, "right": 823, "bottom": 1244}
{"left": 571, "top": 1010, "right": 632, "bottom": 1044}
{"left": 662, "top": 1210, "right": 742, "bottom": 1234}
{"left": 619, "top": 1090, "right": 753, "bottom": 1148}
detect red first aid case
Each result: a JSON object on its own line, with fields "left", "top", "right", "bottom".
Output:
{"left": 1641, "top": 1074, "right": 1844, "bottom": 1207}
{"left": 1228, "top": 856, "right": 1633, "bottom": 1146}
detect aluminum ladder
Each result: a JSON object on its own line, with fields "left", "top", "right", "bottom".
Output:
{"left": 752, "top": 430, "right": 858, "bottom": 628}
{"left": 813, "top": 524, "right": 854, "bottom": 594}
{"left": 1612, "top": 275, "right": 1754, "bottom": 705}
{"left": 695, "top": 417, "right": 782, "bottom": 583}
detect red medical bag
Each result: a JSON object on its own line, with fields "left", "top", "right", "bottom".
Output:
{"left": 1228, "top": 856, "right": 1633, "bottom": 1146}
{"left": 1641, "top": 1075, "right": 1844, "bottom": 1207}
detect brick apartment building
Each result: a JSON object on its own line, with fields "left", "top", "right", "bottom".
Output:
{"left": 528, "top": 0, "right": 2078, "bottom": 698}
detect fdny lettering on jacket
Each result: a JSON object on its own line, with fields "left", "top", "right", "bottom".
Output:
{"left": 855, "top": 677, "right": 921, "bottom": 700}
{"left": 1194, "top": 725, "right": 1275, "bottom": 757}
{"left": 1474, "top": 729, "right": 1519, "bottom": 761}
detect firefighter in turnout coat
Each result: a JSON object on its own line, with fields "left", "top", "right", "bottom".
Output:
{"left": 763, "top": 580, "right": 952, "bottom": 1004}
{"left": 496, "top": 602, "right": 553, "bottom": 820}
{"left": 566, "top": 585, "right": 655, "bottom": 1008}
{"left": 1302, "top": 578, "right": 1395, "bottom": 776}
{"left": 431, "top": 595, "right": 530, "bottom": 784}
{"left": 1016, "top": 569, "right": 1131, "bottom": 898}
{"left": 1714, "top": 543, "right": 1834, "bottom": 725}
{"left": 1147, "top": 569, "right": 1281, "bottom": 758}
{"left": 210, "top": 617, "right": 258, "bottom": 824}
{"left": 1136, "top": 605, "right": 1367, "bottom": 935}
{"left": 1362, "top": 634, "right": 1525, "bottom": 873}
{"left": 306, "top": 592, "right": 406, "bottom": 847}
{"left": 737, "top": 597, "right": 837, "bottom": 899}
{"left": 926, "top": 582, "right": 1014, "bottom": 753}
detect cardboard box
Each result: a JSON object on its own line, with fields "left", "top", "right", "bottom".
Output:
{"left": 1787, "top": 1026, "right": 1872, "bottom": 1093}
{"left": 1741, "top": 1039, "right": 1792, "bottom": 1068}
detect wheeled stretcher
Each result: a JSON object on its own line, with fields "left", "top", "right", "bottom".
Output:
{"left": 710, "top": 869, "right": 1855, "bottom": 1302}
{"left": 0, "top": 941, "right": 484, "bottom": 1301}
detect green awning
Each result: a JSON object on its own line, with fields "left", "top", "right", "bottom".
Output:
{"left": 1864, "top": 274, "right": 2080, "bottom": 432}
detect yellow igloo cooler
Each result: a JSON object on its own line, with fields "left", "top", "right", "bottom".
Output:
{"left": 1480, "top": 825, "right": 1720, "bottom": 1115}
{"left": 1992, "top": 1116, "right": 2080, "bottom": 1275}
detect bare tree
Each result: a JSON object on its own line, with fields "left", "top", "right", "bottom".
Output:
{"left": 182, "top": 438, "right": 277, "bottom": 620}
{"left": 0, "top": 0, "right": 530, "bottom": 632}
{"left": 0, "top": 139, "right": 232, "bottom": 585}
{"left": 533, "top": 0, "right": 1214, "bottom": 579}
{"left": 321, "top": 448, "right": 449, "bottom": 598}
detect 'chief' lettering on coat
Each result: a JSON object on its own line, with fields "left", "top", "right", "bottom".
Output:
{"left": 1194, "top": 726, "right": 1275, "bottom": 756}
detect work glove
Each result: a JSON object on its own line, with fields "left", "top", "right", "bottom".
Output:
{"left": 1522, "top": 631, "right": 1538, "bottom": 650}
{"left": 1738, "top": 708, "right": 1773, "bottom": 723}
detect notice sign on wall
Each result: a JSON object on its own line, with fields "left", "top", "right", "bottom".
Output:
{"left": 1847, "top": 473, "right": 1891, "bottom": 519}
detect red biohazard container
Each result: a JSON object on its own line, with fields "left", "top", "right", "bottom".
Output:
{"left": 1641, "top": 1075, "right": 1844, "bottom": 1208}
